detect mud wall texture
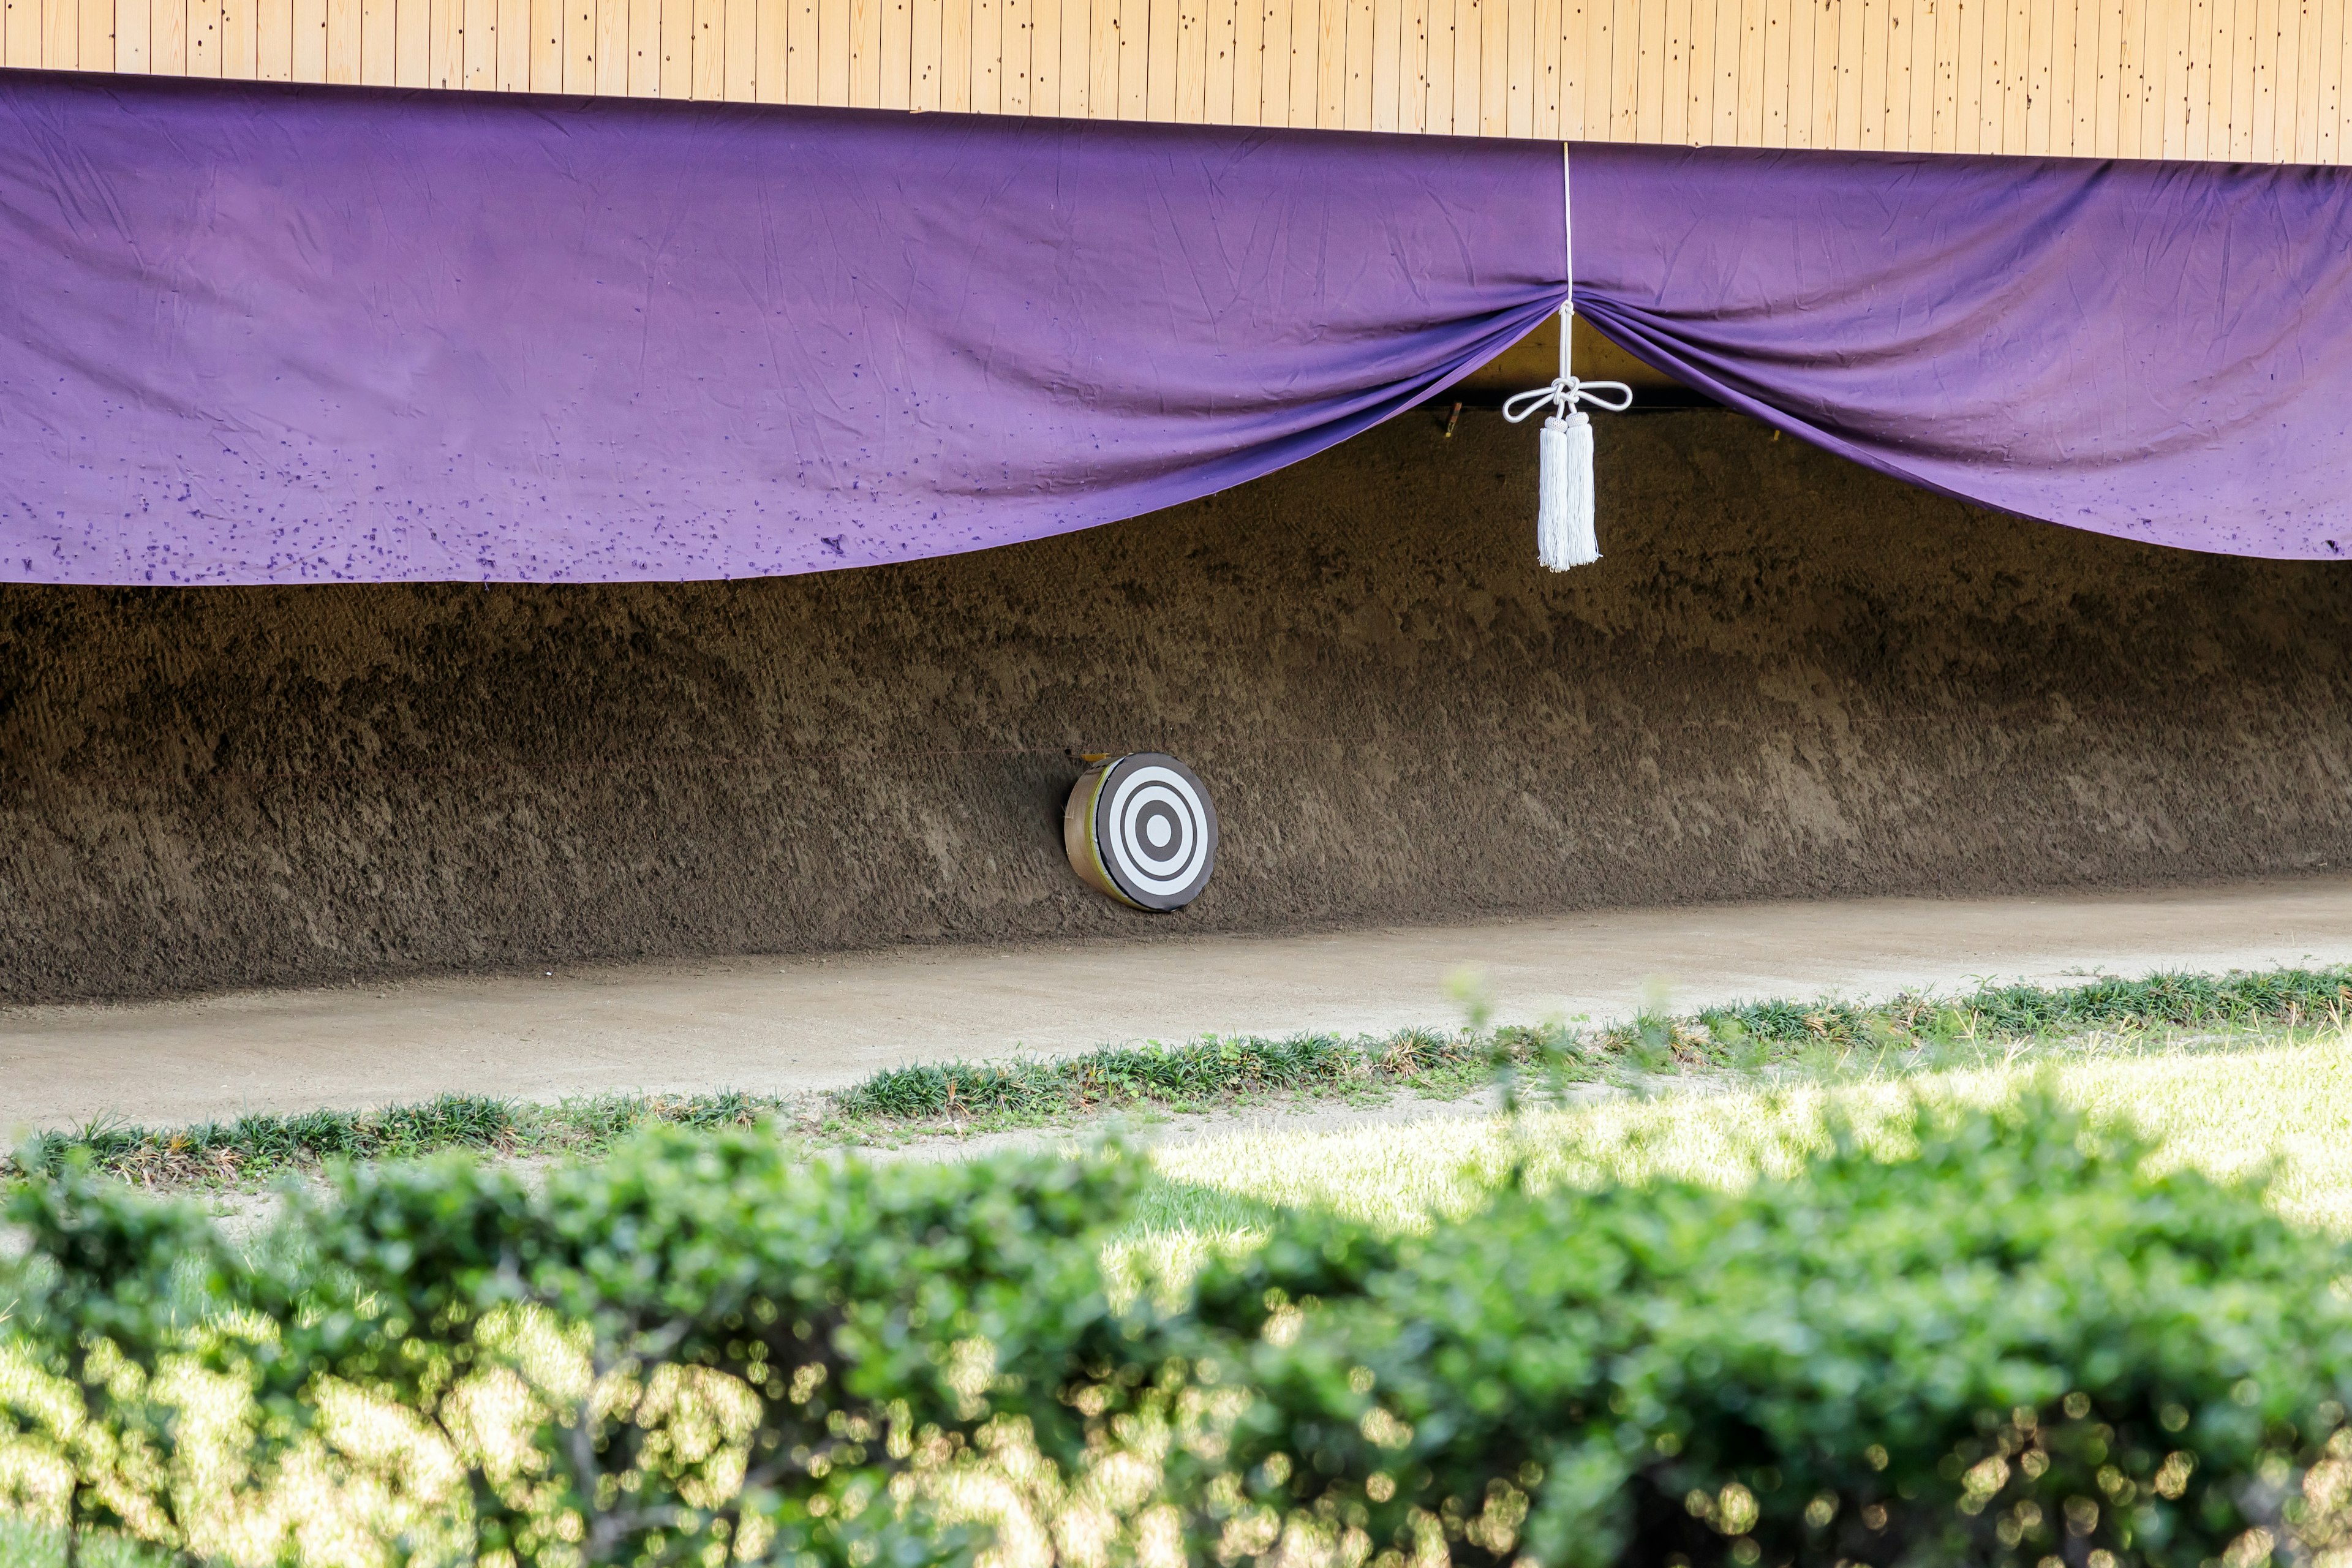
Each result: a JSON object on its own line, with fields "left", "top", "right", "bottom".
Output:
{"left": 7, "top": 409, "right": 2351, "bottom": 1003}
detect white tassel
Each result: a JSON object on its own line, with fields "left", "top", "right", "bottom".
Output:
{"left": 1502, "top": 149, "right": 1627, "bottom": 573}
{"left": 1536, "top": 410, "right": 1599, "bottom": 571}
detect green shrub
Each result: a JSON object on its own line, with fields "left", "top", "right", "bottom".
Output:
{"left": 4, "top": 1133, "right": 1146, "bottom": 1568}
{"left": 1177, "top": 1093, "right": 2352, "bottom": 1568}
{"left": 9, "top": 1092, "right": 2352, "bottom": 1568}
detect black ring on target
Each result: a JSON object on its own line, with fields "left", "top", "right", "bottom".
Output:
{"left": 1061, "top": 752, "right": 1218, "bottom": 911}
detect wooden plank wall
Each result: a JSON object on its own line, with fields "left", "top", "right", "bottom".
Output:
{"left": 6, "top": 0, "right": 2346, "bottom": 161}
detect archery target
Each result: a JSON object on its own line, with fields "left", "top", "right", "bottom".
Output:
{"left": 1062, "top": 752, "right": 1218, "bottom": 911}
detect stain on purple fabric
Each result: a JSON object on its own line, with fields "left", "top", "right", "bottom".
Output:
{"left": 1569, "top": 142, "right": 2352, "bottom": 560}
{"left": 0, "top": 72, "right": 1566, "bottom": 583}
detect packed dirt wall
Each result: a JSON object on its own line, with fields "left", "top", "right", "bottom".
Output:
{"left": 6, "top": 409, "right": 2350, "bottom": 1004}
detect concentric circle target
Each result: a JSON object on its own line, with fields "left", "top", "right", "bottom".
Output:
{"left": 1062, "top": 752, "right": 1218, "bottom": 911}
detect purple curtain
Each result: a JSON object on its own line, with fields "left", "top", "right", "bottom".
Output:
{"left": 0, "top": 72, "right": 1569, "bottom": 582}
{"left": 1568, "top": 144, "right": 2352, "bottom": 561}
{"left": 3, "top": 70, "right": 2350, "bottom": 583}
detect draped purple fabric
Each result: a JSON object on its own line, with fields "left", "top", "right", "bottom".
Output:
{"left": 2, "top": 70, "right": 2349, "bottom": 583}
{"left": 1567, "top": 143, "right": 2352, "bottom": 560}
{"left": 0, "top": 72, "right": 1568, "bottom": 582}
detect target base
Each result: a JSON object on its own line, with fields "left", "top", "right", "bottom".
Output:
{"left": 1063, "top": 752, "right": 1218, "bottom": 911}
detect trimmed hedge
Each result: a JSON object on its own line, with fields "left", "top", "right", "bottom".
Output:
{"left": 6, "top": 1091, "right": 2352, "bottom": 1568}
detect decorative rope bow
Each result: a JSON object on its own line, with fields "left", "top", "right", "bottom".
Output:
{"left": 1500, "top": 364, "right": 1634, "bottom": 426}
{"left": 1501, "top": 304, "right": 1630, "bottom": 571}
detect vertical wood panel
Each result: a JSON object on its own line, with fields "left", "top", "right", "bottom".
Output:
{"left": 2160, "top": 0, "right": 2191, "bottom": 156}
{"left": 1657, "top": 0, "right": 1689, "bottom": 140}
{"left": 2323, "top": 0, "right": 2342, "bottom": 159}
{"left": 2247, "top": 0, "right": 2275, "bottom": 151}
{"left": 848, "top": 0, "right": 877, "bottom": 102}
{"left": 1735, "top": 0, "right": 1767, "bottom": 137}
{"left": 40, "top": 0, "right": 72, "bottom": 66}
{"left": 1234, "top": 0, "right": 1262, "bottom": 109}
{"left": 1002, "top": 0, "right": 1031, "bottom": 108}
{"left": 2194, "top": 0, "right": 2219, "bottom": 148}
{"left": 115, "top": 0, "right": 148, "bottom": 69}
{"left": 494, "top": 0, "right": 524, "bottom": 82}
{"left": 1088, "top": 0, "right": 1123, "bottom": 113}
{"left": 2187, "top": 0, "right": 2218, "bottom": 153}
{"left": 1607, "top": 0, "right": 1638, "bottom": 133}
{"left": 812, "top": 0, "right": 843, "bottom": 97}
{"left": 2269, "top": 0, "right": 2299, "bottom": 154}
{"left": 1858, "top": 0, "right": 1887, "bottom": 142}
{"left": 1041, "top": 0, "right": 1068, "bottom": 107}
{"left": 2029, "top": 0, "right": 2063, "bottom": 148}
{"left": 593, "top": 0, "right": 624, "bottom": 85}
{"left": 2, "top": 0, "right": 37, "bottom": 70}
{"left": 525, "top": 0, "right": 554, "bottom": 84}
{"left": 878, "top": 0, "right": 908, "bottom": 104}
{"left": 937, "top": 0, "right": 967, "bottom": 104}
{"left": 80, "top": 0, "right": 113, "bottom": 67}
{"left": 1957, "top": 0, "right": 1987, "bottom": 146}
{"left": 1054, "top": 0, "right": 1087, "bottom": 110}
{"left": 1183, "top": 0, "right": 1215, "bottom": 116}
{"left": 1315, "top": 0, "right": 1344, "bottom": 122}
{"left": 427, "top": 0, "right": 456, "bottom": 83}
{"left": 907, "top": 0, "right": 939, "bottom": 99}
{"left": 154, "top": 0, "right": 185, "bottom": 69}
{"left": 1351, "top": 0, "right": 1379, "bottom": 123}
{"left": 1419, "top": 0, "right": 1448, "bottom": 123}
{"left": 2231, "top": 0, "right": 2260, "bottom": 150}
{"left": 1368, "top": 0, "right": 1398, "bottom": 121}
{"left": 322, "top": 0, "right": 355, "bottom": 75}
{"left": 2119, "top": 0, "right": 2150, "bottom": 153}
{"left": 356, "top": 0, "right": 391, "bottom": 78}
{"left": 2004, "top": 0, "right": 2037, "bottom": 145}
{"left": 1715, "top": 0, "right": 1745, "bottom": 141}
{"left": 1904, "top": 0, "right": 1936, "bottom": 146}
{"left": 625, "top": 0, "right": 653, "bottom": 86}
{"left": 1112, "top": 0, "right": 1141, "bottom": 113}
{"left": 2324, "top": 0, "right": 2344, "bottom": 157}
{"left": 1536, "top": 0, "right": 1560, "bottom": 132}
{"left": 2090, "top": 0, "right": 2120, "bottom": 149}
{"left": 2289, "top": 0, "right": 2318, "bottom": 158}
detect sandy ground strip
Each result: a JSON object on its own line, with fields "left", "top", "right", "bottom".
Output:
{"left": 7, "top": 875, "right": 2352, "bottom": 1132}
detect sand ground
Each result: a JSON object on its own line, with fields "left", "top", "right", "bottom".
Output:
{"left": 8, "top": 874, "right": 2351, "bottom": 1133}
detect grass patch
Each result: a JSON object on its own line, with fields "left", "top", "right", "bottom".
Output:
{"left": 1114, "top": 1020, "right": 2352, "bottom": 1288}
{"left": 16, "top": 965, "right": 2351, "bottom": 1192}
{"left": 4, "top": 1089, "right": 796, "bottom": 1188}
{"left": 829, "top": 1026, "right": 1488, "bottom": 1124}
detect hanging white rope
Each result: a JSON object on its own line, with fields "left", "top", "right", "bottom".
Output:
{"left": 1502, "top": 145, "right": 1630, "bottom": 573}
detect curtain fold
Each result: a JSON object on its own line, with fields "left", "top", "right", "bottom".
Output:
{"left": 1567, "top": 142, "right": 2352, "bottom": 561}
{"left": 0, "top": 72, "right": 1566, "bottom": 584}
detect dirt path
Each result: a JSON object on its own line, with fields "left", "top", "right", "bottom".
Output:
{"left": 8, "top": 875, "right": 2352, "bottom": 1132}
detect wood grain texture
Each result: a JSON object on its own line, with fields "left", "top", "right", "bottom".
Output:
{"left": 26, "top": 0, "right": 2341, "bottom": 161}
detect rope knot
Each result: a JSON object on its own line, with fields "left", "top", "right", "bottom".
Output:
{"left": 1502, "top": 374, "right": 1635, "bottom": 425}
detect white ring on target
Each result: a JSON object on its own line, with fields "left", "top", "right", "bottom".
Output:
{"left": 1104, "top": 766, "right": 1208, "bottom": 897}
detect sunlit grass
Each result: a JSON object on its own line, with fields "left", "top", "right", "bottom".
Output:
{"left": 1116, "top": 1024, "right": 2352, "bottom": 1289}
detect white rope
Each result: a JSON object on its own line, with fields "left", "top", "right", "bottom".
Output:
{"left": 1502, "top": 148, "right": 1632, "bottom": 426}
{"left": 1505, "top": 144, "right": 1625, "bottom": 572}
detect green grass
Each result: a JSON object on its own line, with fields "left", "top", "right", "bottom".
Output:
{"left": 829, "top": 1025, "right": 1488, "bottom": 1123}
{"left": 1112, "top": 1017, "right": 2352, "bottom": 1291}
{"left": 3, "top": 1089, "right": 795, "bottom": 1188}
{"left": 15, "top": 965, "right": 2352, "bottom": 1192}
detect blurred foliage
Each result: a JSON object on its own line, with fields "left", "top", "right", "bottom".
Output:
{"left": 9, "top": 1090, "right": 2352, "bottom": 1568}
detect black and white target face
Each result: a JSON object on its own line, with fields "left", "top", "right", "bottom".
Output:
{"left": 1092, "top": 753, "right": 1218, "bottom": 911}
